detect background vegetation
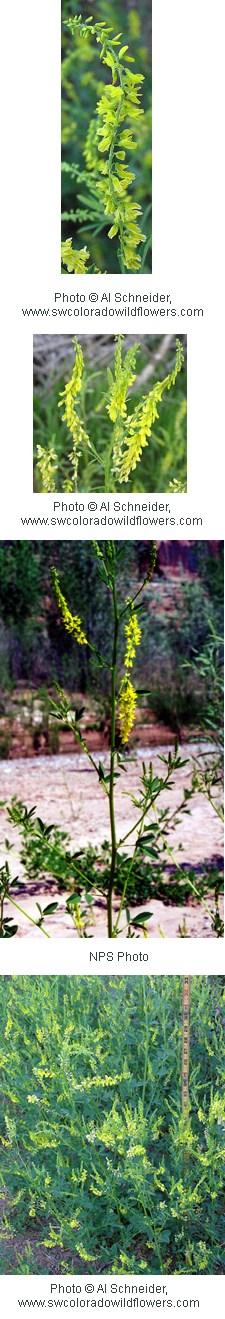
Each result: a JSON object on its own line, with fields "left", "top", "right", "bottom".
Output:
{"left": 33, "top": 336, "right": 187, "bottom": 495}
{"left": 62, "top": 1, "right": 152, "bottom": 273}
{"left": 0, "top": 976, "right": 224, "bottom": 1274}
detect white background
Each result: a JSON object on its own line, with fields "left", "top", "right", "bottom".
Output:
{"left": 0, "top": 1273, "right": 224, "bottom": 1314}
{"left": 0, "top": 0, "right": 224, "bottom": 1311}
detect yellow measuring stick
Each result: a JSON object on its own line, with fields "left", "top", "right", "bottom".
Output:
{"left": 182, "top": 976, "right": 190, "bottom": 1112}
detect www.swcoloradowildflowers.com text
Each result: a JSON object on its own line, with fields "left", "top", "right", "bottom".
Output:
{"left": 17, "top": 1284, "right": 200, "bottom": 1310}
{"left": 20, "top": 512, "right": 203, "bottom": 529}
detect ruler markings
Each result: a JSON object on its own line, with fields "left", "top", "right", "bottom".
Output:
{"left": 182, "top": 976, "right": 190, "bottom": 1113}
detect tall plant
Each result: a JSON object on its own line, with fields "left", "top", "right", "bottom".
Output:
{"left": 0, "top": 544, "right": 223, "bottom": 939}
{"left": 50, "top": 540, "right": 158, "bottom": 937}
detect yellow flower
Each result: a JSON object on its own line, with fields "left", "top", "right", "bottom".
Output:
{"left": 5, "top": 1015, "right": 13, "bottom": 1039}
{"left": 107, "top": 338, "right": 138, "bottom": 427}
{"left": 51, "top": 568, "right": 87, "bottom": 645}
{"left": 117, "top": 341, "right": 184, "bottom": 482}
{"left": 124, "top": 609, "right": 141, "bottom": 668}
{"left": 118, "top": 678, "right": 137, "bottom": 743}
{"left": 36, "top": 445, "right": 57, "bottom": 494}
{"left": 61, "top": 240, "right": 91, "bottom": 274}
{"left": 58, "top": 340, "right": 83, "bottom": 421}
{"left": 118, "top": 604, "right": 141, "bottom": 741}
{"left": 58, "top": 339, "right": 89, "bottom": 487}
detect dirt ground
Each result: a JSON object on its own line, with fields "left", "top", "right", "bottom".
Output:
{"left": 0, "top": 744, "right": 223, "bottom": 939}
{"left": 0, "top": 1189, "right": 89, "bottom": 1274}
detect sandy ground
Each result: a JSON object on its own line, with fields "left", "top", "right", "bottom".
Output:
{"left": 0, "top": 744, "right": 223, "bottom": 939}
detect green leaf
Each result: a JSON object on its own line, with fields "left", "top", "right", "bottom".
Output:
{"left": 43, "top": 903, "right": 59, "bottom": 916}
{"left": 66, "top": 894, "right": 80, "bottom": 909}
{"left": 131, "top": 911, "right": 153, "bottom": 926}
{"left": 2, "top": 923, "right": 18, "bottom": 937}
{"left": 135, "top": 688, "right": 152, "bottom": 695}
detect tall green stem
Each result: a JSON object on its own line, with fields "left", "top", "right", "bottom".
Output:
{"left": 107, "top": 578, "right": 119, "bottom": 937}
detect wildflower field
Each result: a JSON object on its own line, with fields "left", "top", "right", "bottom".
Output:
{"left": 33, "top": 335, "right": 187, "bottom": 495}
{"left": 0, "top": 976, "right": 224, "bottom": 1275}
{"left": 61, "top": 1, "right": 152, "bottom": 274}
{"left": 0, "top": 541, "right": 223, "bottom": 939}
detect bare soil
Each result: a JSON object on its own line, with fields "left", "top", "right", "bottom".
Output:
{"left": 0, "top": 1210, "right": 91, "bottom": 1275}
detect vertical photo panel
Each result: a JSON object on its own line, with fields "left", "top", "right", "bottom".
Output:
{"left": 0, "top": 540, "right": 223, "bottom": 939}
{"left": 61, "top": 2, "right": 152, "bottom": 274}
{"left": 0, "top": 975, "right": 224, "bottom": 1274}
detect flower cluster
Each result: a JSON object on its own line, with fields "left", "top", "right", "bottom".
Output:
{"left": 51, "top": 567, "right": 87, "bottom": 645}
{"left": 61, "top": 239, "right": 91, "bottom": 275}
{"left": 118, "top": 602, "right": 141, "bottom": 743}
{"left": 35, "top": 339, "right": 185, "bottom": 494}
{"left": 118, "top": 677, "right": 137, "bottom": 744}
{"left": 106, "top": 336, "right": 139, "bottom": 475}
{"left": 58, "top": 339, "right": 88, "bottom": 488}
{"left": 107, "top": 337, "right": 138, "bottom": 422}
{"left": 115, "top": 339, "right": 184, "bottom": 482}
{"left": 63, "top": 17, "right": 146, "bottom": 273}
{"left": 169, "top": 478, "right": 186, "bottom": 494}
{"left": 124, "top": 609, "right": 141, "bottom": 668}
{"left": 118, "top": 382, "right": 164, "bottom": 481}
{"left": 36, "top": 445, "right": 57, "bottom": 493}
{"left": 72, "top": 1072, "right": 124, "bottom": 1092}
{"left": 94, "top": 73, "right": 145, "bottom": 272}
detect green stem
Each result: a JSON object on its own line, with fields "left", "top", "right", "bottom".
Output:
{"left": 104, "top": 430, "right": 117, "bottom": 493}
{"left": 113, "top": 763, "right": 152, "bottom": 935}
{"left": 62, "top": 720, "right": 109, "bottom": 794}
{"left": 112, "top": 870, "right": 130, "bottom": 936}
{"left": 78, "top": 734, "right": 109, "bottom": 791}
{"left": 118, "top": 248, "right": 126, "bottom": 275}
{"left": 120, "top": 572, "right": 151, "bottom": 618}
{"left": 107, "top": 577, "right": 119, "bottom": 937}
{"left": 199, "top": 784, "right": 223, "bottom": 821}
{"left": 6, "top": 896, "right": 51, "bottom": 938}
{"left": 118, "top": 804, "right": 149, "bottom": 851}
{"left": 118, "top": 765, "right": 172, "bottom": 848}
